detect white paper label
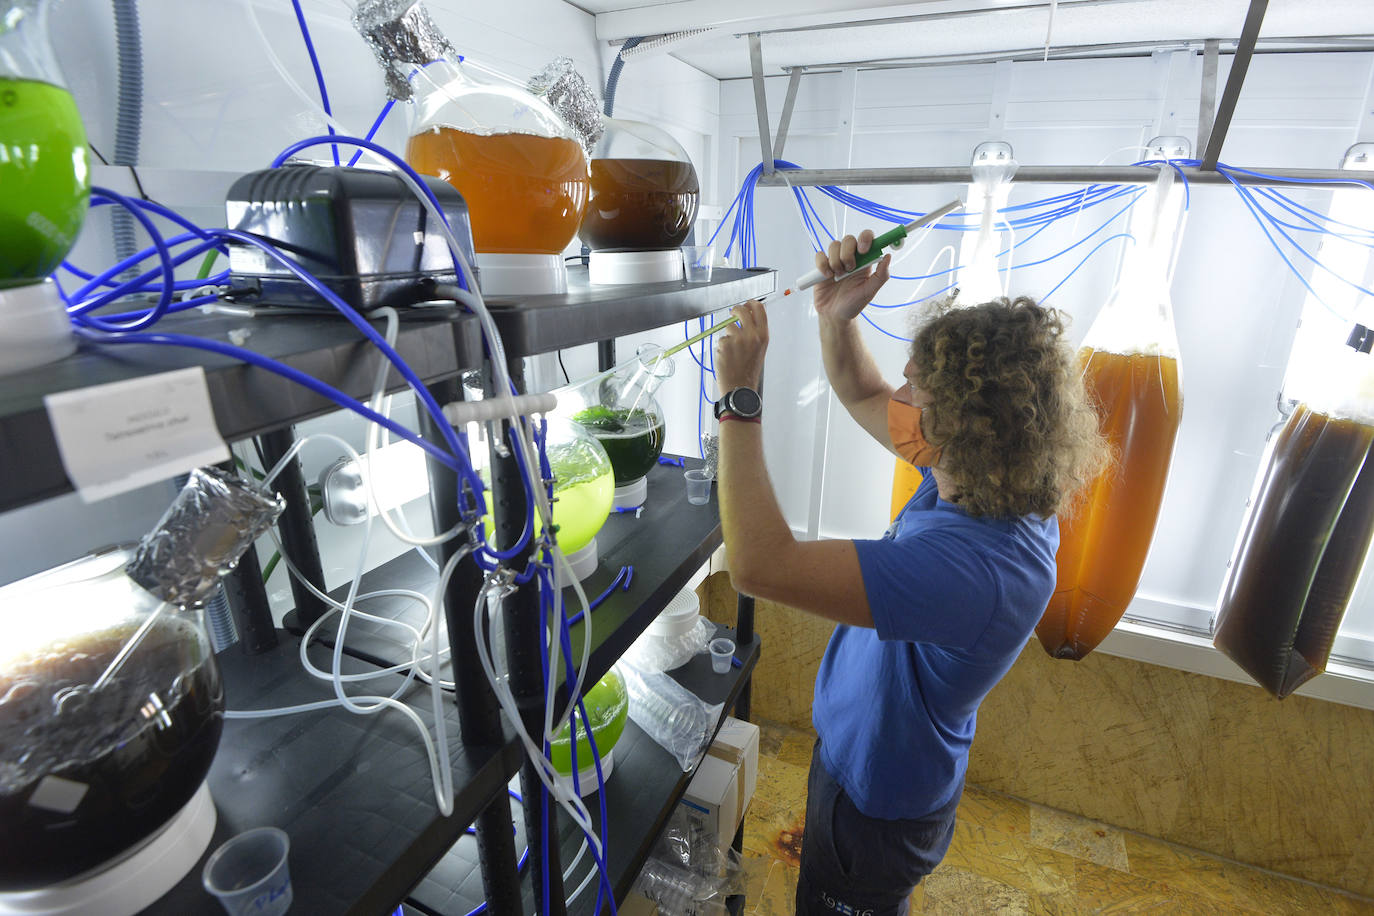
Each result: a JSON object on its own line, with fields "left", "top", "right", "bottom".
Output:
{"left": 45, "top": 367, "right": 229, "bottom": 502}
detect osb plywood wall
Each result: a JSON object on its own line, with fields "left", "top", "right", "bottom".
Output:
{"left": 698, "top": 572, "right": 834, "bottom": 731}
{"left": 697, "top": 572, "right": 1374, "bottom": 897}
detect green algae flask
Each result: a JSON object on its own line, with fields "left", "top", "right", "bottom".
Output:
{"left": 0, "top": 76, "right": 89, "bottom": 287}
{"left": 561, "top": 343, "right": 675, "bottom": 509}
{"left": 0, "top": 0, "right": 89, "bottom": 373}
{"left": 544, "top": 419, "right": 615, "bottom": 557}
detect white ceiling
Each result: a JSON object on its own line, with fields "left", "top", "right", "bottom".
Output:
{"left": 565, "top": 0, "right": 1374, "bottom": 79}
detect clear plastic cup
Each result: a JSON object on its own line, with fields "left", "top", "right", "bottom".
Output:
{"left": 684, "top": 468, "right": 712, "bottom": 505}
{"left": 202, "top": 826, "right": 293, "bottom": 916}
{"left": 682, "top": 245, "right": 714, "bottom": 282}
{"left": 709, "top": 637, "right": 735, "bottom": 674}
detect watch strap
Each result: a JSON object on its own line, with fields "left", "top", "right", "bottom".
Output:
{"left": 715, "top": 387, "right": 762, "bottom": 420}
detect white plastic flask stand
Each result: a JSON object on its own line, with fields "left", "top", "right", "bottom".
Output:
{"left": 0, "top": 279, "right": 75, "bottom": 376}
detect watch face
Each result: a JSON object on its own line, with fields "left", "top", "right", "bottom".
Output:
{"left": 729, "top": 388, "right": 762, "bottom": 416}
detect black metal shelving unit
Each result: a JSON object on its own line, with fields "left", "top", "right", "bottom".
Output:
{"left": 144, "top": 635, "right": 523, "bottom": 916}
{"left": 11, "top": 265, "right": 773, "bottom": 915}
{"left": 456, "top": 265, "right": 773, "bottom": 913}
{"left": 0, "top": 307, "right": 483, "bottom": 513}
{"left": 410, "top": 633, "right": 761, "bottom": 916}
{"left": 284, "top": 455, "right": 725, "bottom": 699}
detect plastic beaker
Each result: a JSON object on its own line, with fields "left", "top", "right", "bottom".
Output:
{"left": 202, "top": 826, "right": 292, "bottom": 916}
{"left": 684, "top": 469, "right": 712, "bottom": 505}
{"left": 709, "top": 637, "right": 735, "bottom": 674}
{"left": 682, "top": 245, "right": 714, "bottom": 282}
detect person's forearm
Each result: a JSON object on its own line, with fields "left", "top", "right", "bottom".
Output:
{"left": 819, "top": 314, "right": 889, "bottom": 410}
{"left": 718, "top": 420, "right": 794, "bottom": 596}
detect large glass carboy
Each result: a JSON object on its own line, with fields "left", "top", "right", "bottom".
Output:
{"left": 581, "top": 118, "right": 699, "bottom": 284}
{"left": 354, "top": 0, "right": 589, "bottom": 295}
{"left": 0, "top": 0, "right": 89, "bottom": 374}
{"left": 0, "top": 469, "right": 282, "bottom": 907}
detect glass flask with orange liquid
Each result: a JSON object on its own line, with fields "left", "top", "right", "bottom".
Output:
{"left": 403, "top": 60, "right": 588, "bottom": 295}
{"left": 581, "top": 118, "right": 700, "bottom": 284}
{"left": 354, "top": 0, "right": 588, "bottom": 294}
{"left": 1213, "top": 331, "right": 1374, "bottom": 697}
{"left": 1036, "top": 157, "right": 1187, "bottom": 660}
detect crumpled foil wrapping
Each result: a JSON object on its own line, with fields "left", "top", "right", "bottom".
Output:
{"left": 352, "top": 0, "right": 455, "bottom": 102}
{"left": 700, "top": 433, "right": 719, "bottom": 479}
{"left": 126, "top": 467, "right": 285, "bottom": 608}
{"left": 528, "top": 57, "right": 604, "bottom": 155}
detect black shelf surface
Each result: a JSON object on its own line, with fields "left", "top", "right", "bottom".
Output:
{"left": 485, "top": 266, "right": 777, "bottom": 357}
{"left": 286, "top": 458, "right": 723, "bottom": 706}
{"left": 143, "top": 631, "right": 521, "bottom": 916}
{"left": 406, "top": 630, "right": 760, "bottom": 916}
{"left": 0, "top": 308, "right": 483, "bottom": 512}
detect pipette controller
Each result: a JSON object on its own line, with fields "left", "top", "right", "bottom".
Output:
{"left": 792, "top": 198, "right": 964, "bottom": 292}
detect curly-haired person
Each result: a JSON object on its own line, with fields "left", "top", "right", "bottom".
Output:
{"left": 713, "top": 230, "right": 1107, "bottom": 916}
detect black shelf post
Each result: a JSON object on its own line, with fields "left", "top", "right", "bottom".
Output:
{"left": 490, "top": 357, "right": 567, "bottom": 915}
{"left": 213, "top": 458, "right": 278, "bottom": 654}
{"left": 258, "top": 427, "right": 329, "bottom": 627}
{"left": 421, "top": 379, "right": 524, "bottom": 911}
{"left": 221, "top": 542, "right": 278, "bottom": 655}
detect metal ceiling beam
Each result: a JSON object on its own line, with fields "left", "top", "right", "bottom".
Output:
{"left": 721, "top": 33, "right": 1374, "bottom": 80}
{"left": 749, "top": 33, "right": 774, "bottom": 175}
{"left": 773, "top": 68, "right": 803, "bottom": 163}
{"left": 736, "top": 0, "right": 1143, "bottom": 38}
{"left": 1197, "top": 39, "right": 1220, "bottom": 155}
{"left": 1201, "top": 0, "right": 1270, "bottom": 170}
{"left": 755, "top": 165, "right": 1361, "bottom": 187}
{"left": 594, "top": 0, "right": 929, "bottom": 42}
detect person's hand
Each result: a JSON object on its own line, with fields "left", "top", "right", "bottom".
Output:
{"left": 714, "top": 299, "right": 768, "bottom": 392}
{"left": 811, "top": 230, "right": 891, "bottom": 325}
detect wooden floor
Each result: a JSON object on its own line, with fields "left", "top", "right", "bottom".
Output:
{"left": 738, "top": 718, "right": 1374, "bottom": 915}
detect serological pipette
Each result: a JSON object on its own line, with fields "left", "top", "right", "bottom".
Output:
{"left": 792, "top": 197, "right": 964, "bottom": 292}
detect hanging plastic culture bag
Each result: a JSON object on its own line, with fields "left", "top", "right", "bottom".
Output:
{"left": 952, "top": 141, "right": 1017, "bottom": 307}
{"left": 620, "top": 660, "right": 723, "bottom": 772}
{"left": 1037, "top": 159, "right": 1186, "bottom": 659}
{"left": 1213, "top": 329, "right": 1374, "bottom": 697}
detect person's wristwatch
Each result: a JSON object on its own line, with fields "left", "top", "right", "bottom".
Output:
{"left": 714, "top": 387, "right": 762, "bottom": 420}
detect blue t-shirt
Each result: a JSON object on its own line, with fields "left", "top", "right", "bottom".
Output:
{"left": 812, "top": 470, "right": 1057, "bottom": 820}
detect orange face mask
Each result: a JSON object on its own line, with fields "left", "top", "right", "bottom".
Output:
{"left": 888, "top": 391, "right": 942, "bottom": 468}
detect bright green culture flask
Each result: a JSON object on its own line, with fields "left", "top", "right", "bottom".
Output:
{"left": 0, "top": 0, "right": 90, "bottom": 373}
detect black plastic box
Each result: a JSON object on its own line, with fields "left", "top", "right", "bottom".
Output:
{"left": 225, "top": 165, "right": 477, "bottom": 311}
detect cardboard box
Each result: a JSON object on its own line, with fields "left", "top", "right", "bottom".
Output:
{"left": 678, "top": 717, "right": 760, "bottom": 846}
{"left": 619, "top": 891, "right": 659, "bottom": 915}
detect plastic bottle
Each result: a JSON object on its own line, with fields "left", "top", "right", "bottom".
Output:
{"left": 620, "top": 662, "right": 721, "bottom": 772}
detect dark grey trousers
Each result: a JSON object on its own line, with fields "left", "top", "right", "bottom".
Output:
{"left": 795, "top": 741, "right": 960, "bottom": 916}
